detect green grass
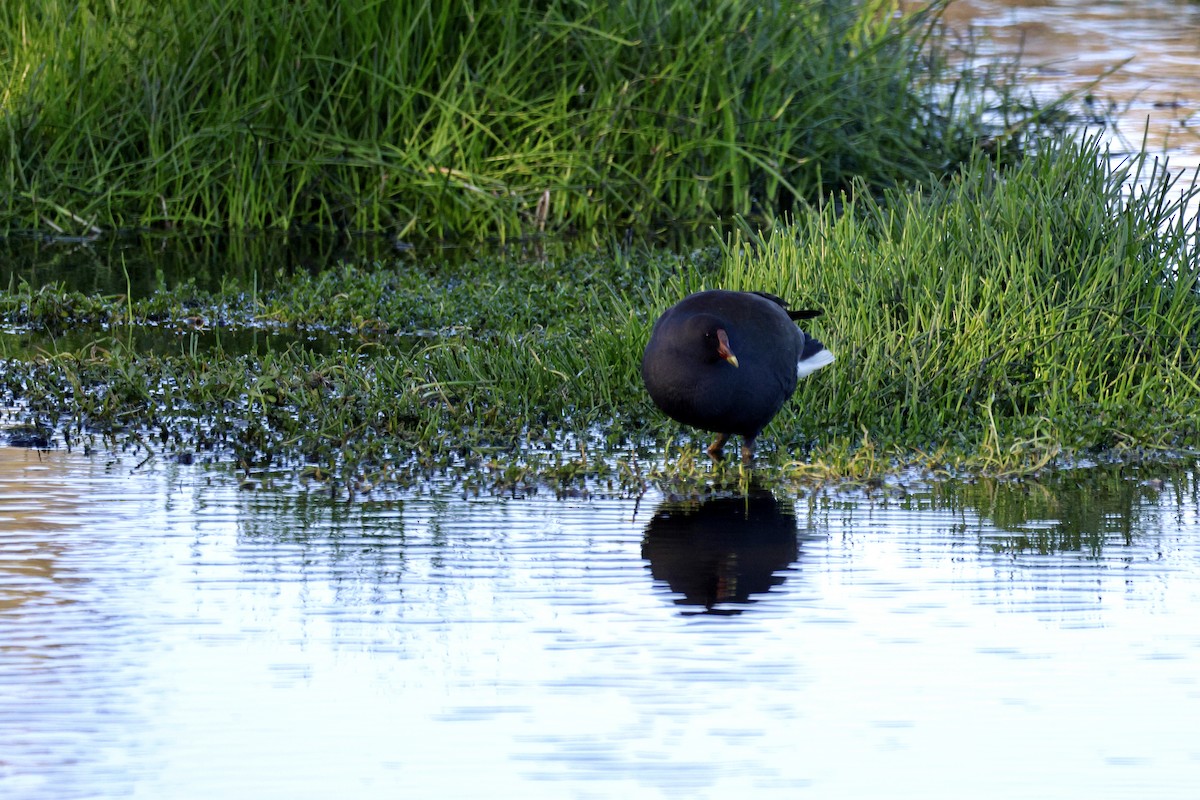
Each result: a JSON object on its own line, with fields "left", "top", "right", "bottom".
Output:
{"left": 715, "top": 135, "right": 1200, "bottom": 472}
{"left": 2, "top": 134, "right": 1198, "bottom": 494}
{"left": 2, "top": 0, "right": 1067, "bottom": 239}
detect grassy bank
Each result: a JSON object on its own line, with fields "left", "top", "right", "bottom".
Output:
{"left": 2, "top": 0, "right": 1061, "bottom": 238}
{"left": 2, "top": 135, "right": 1198, "bottom": 493}
{"left": 714, "top": 138, "right": 1200, "bottom": 478}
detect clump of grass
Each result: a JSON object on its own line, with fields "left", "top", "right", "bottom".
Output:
{"left": 707, "top": 133, "right": 1200, "bottom": 471}
{"left": 2, "top": 0, "right": 1065, "bottom": 238}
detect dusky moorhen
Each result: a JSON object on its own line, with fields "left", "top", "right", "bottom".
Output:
{"left": 641, "top": 289, "right": 834, "bottom": 463}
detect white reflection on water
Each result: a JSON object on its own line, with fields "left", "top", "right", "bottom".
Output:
{"left": 1, "top": 446, "right": 1199, "bottom": 799}
{"left": 942, "top": 0, "right": 1200, "bottom": 168}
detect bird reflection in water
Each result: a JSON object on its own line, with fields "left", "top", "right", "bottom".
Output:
{"left": 641, "top": 490, "right": 800, "bottom": 615}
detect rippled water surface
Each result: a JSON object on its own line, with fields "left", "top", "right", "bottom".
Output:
{"left": 945, "top": 0, "right": 1200, "bottom": 172}
{"left": 3, "top": 446, "right": 1199, "bottom": 798}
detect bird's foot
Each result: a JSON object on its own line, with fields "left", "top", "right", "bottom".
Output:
{"left": 706, "top": 434, "right": 729, "bottom": 461}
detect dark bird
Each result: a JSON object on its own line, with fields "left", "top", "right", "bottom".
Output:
{"left": 641, "top": 289, "right": 834, "bottom": 463}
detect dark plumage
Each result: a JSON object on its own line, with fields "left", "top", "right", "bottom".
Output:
{"left": 641, "top": 289, "right": 834, "bottom": 463}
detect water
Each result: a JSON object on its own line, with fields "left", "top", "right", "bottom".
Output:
{"left": 944, "top": 0, "right": 1200, "bottom": 173}
{"left": 3, "top": 446, "right": 1199, "bottom": 798}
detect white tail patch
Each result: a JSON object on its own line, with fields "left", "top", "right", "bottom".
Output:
{"left": 796, "top": 348, "right": 835, "bottom": 378}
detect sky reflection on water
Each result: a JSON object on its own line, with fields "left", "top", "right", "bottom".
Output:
{"left": 2, "top": 446, "right": 1199, "bottom": 799}
{"left": 943, "top": 0, "right": 1200, "bottom": 170}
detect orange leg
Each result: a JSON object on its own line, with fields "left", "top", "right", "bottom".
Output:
{"left": 706, "top": 433, "right": 729, "bottom": 460}
{"left": 740, "top": 437, "right": 756, "bottom": 465}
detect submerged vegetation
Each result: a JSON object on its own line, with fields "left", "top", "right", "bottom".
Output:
{"left": 2, "top": 137, "right": 1198, "bottom": 494}
{"left": 2, "top": 0, "right": 1062, "bottom": 238}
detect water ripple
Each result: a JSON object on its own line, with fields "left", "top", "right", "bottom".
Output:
{"left": 2, "top": 447, "right": 1200, "bottom": 797}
